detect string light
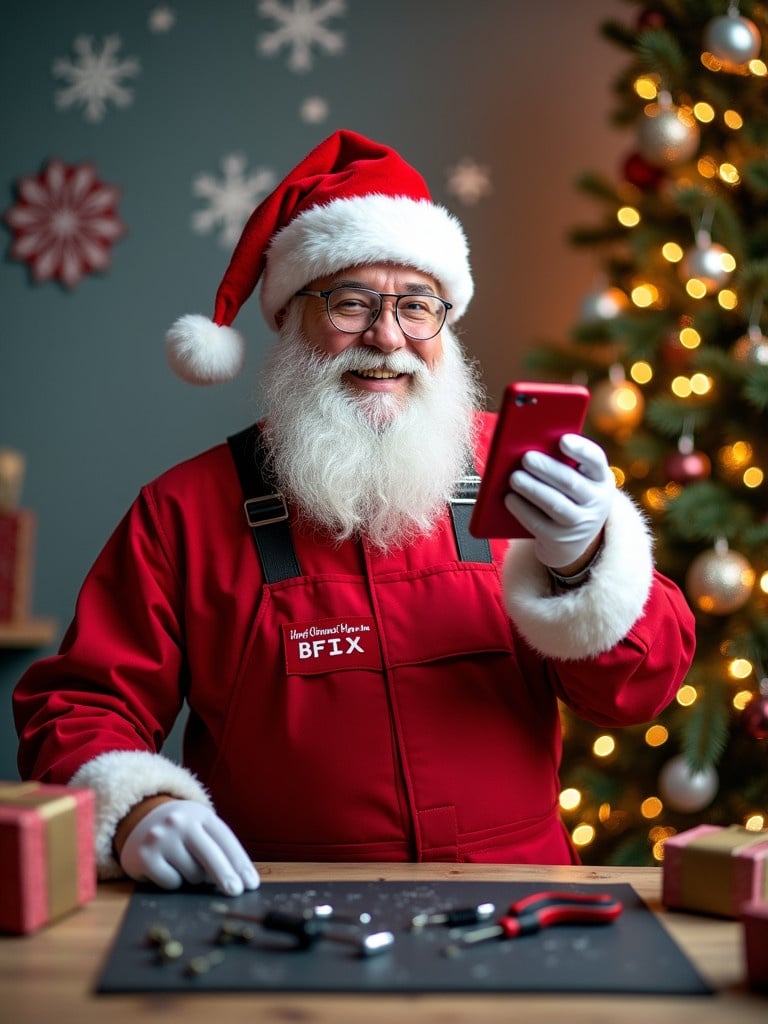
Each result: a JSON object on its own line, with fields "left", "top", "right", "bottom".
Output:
{"left": 719, "top": 161, "right": 740, "bottom": 184}
{"left": 679, "top": 326, "right": 701, "bottom": 348}
{"left": 745, "top": 814, "right": 766, "bottom": 830}
{"left": 760, "top": 571, "right": 768, "bottom": 595}
{"left": 617, "top": 206, "right": 640, "bottom": 227}
{"left": 592, "top": 735, "right": 616, "bottom": 758}
{"left": 733, "top": 690, "right": 754, "bottom": 710}
{"left": 662, "top": 241, "right": 684, "bottom": 262}
{"left": 729, "top": 658, "right": 753, "bottom": 680}
{"left": 723, "top": 109, "right": 743, "bottom": 129}
{"left": 631, "top": 283, "right": 658, "bottom": 307}
{"left": 645, "top": 724, "right": 668, "bottom": 746}
{"left": 633, "top": 74, "right": 659, "bottom": 99}
{"left": 630, "top": 360, "right": 653, "bottom": 384}
{"left": 693, "top": 101, "right": 715, "bottom": 122}
{"left": 641, "top": 797, "right": 663, "bottom": 819}
{"left": 698, "top": 155, "right": 718, "bottom": 178}
{"left": 718, "top": 288, "right": 739, "bottom": 309}
{"left": 572, "top": 824, "right": 595, "bottom": 847}
{"left": 743, "top": 466, "right": 764, "bottom": 488}
{"left": 559, "top": 788, "right": 581, "bottom": 811}
{"left": 676, "top": 684, "right": 698, "bottom": 706}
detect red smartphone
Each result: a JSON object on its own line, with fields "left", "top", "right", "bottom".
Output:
{"left": 469, "top": 381, "right": 591, "bottom": 539}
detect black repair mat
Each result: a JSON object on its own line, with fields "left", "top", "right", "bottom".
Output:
{"left": 96, "top": 879, "right": 712, "bottom": 995}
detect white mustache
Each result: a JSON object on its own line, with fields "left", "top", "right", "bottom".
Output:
{"left": 317, "top": 347, "right": 428, "bottom": 379}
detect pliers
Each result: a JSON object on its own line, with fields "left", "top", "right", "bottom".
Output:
{"left": 442, "top": 890, "right": 623, "bottom": 956}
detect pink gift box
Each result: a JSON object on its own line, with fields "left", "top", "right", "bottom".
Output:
{"left": 0, "top": 780, "right": 96, "bottom": 934}
{"left": 662, "top": 824, "right": 768, "bottom": 918}
{"left": 742, "top": 900, "right": 768, "bottom": 992}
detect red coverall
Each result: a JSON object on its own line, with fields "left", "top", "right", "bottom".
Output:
{"left": 13, "top": 413, "right": 696, "bottom": 867}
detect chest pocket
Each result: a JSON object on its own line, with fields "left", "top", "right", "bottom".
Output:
{"left": 226, "top": 422, "right": 492, "bottom": 582}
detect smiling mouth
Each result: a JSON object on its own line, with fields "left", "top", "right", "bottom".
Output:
{"left": 351, "top": 368, "right": 404, "bottom": 380}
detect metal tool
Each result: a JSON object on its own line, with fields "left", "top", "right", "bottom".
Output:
{"left": 442, "top": 890, "right": 623, "bottom": 956}
{"left": 210, "top": 902, "right": 394, "bottom": 957}
{"left": 410, "top": 902, "right": 496, "bottom": 931}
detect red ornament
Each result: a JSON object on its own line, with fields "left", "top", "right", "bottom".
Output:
{"left": 637, "top": 10, "right": 666, "bottom": 30}
{"left": 742, "top": 697, "right": 768, "bottom": 740}
{"left": 622, "top": 151, "right": 665, "bottom": 191}
{"left": 4, "top": 158, "right": 125, "bottom": 288}
{"left": 661, "top": 329, "right": 695, "bottom": 371}
{"left": 665, "top": 449, "right": 711, "bottom": 484}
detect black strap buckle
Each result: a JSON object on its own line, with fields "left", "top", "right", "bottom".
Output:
{"left": 450, "top": 475, "right": 481, "bottom": 504}
{"left": 243, "top": 493, "right": 289, "bottom": 528}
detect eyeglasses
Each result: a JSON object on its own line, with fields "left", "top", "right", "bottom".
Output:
{"left": 294, "top": 287, "right": 452, "bottom": 341}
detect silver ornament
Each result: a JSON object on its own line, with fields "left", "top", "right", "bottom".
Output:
{"left": 680, "top": 239, "right": 733, "bottom": 291}
{"left": 659, "top": 754, "right": 718, "bottom": 813}
{"left": 704, "top": 12, "right": 762, "bottom": 66}
{"left": 685, "top": 545, "right": 755, "bottom": 615}
{"left": 732, "top": 329, "right": 768, "bottom": 365}
{"left": 637, "top": 105, "right": 700, "bottom": 167}
{"left": 579, "top": 286, "right": 628, "bottom": 322}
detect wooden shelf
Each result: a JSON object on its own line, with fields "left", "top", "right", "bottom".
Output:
{"left": 0, "top": 618, "right": 58, "bottom": 648}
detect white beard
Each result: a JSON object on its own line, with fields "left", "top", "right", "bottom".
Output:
{"left": 259, "top": 307, "right": 484, "bottom": 550}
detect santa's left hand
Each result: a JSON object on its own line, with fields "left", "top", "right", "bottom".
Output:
{"left": 505, "top": 434, "right": 615, "bottom": 569}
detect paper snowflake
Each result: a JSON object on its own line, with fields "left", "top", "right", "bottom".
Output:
{"left": 52, "top": 35, "right": 141, "bottom": 123}
{"left": 257, "top": 0, "right": 345, "bottom": 73}
{"left": 446, "top": 159, "right": 493, "bottom": 206}
{"left": 192, "top": 154, "right": 277, "bottom": 247}
{"left": 4, "top": 159, "right": 126, "bottom": 288}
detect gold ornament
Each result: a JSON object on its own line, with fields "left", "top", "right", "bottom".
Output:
{"left": 637, "top": 95, "right": 700, "bottom": 167}
{"left": 589, "top": 375, "right": 645, "bottom": 436}
{"left": 685, "top": 541, "right": 756, "bottom": 614}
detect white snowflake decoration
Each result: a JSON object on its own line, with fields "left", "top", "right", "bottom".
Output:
{"left": 52, "top": 35, "right": 141, "bottom": 123}
{"left": 257, "top": 0, "right": 346, "bottom": 73}
{"left": 446, "top": 159, "right": 493, "bottom": 206}
{"left": 300, "top": 95, "right": 329, "bottom": 123}
{"left": 192, "top": 154, "right": 277, "bottom": 247}
{"left": 148, "top": 6, "right": 176, "bottom": 33}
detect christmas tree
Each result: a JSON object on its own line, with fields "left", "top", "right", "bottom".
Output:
{"left": 530, "top": 0, "right": 768, "bottom": 864}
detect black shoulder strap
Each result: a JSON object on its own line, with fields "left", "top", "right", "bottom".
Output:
{"left": 449, "top": 471, "right": 492, "bottom": 564}
{"left": 227, "top": 424, "right": 491, "bottom": 577}
{"left": 227, "top": 423, "right": 302, "bottom": 584}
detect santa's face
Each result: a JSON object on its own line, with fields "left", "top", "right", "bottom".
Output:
{"left": 261, "top": 263, "right": 482, "bottom": 549}
{"left": 287, "top": 263, "right": 446, "bottom": 419}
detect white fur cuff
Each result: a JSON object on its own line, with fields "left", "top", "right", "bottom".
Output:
{"left": 502, "top": 489, "right": 654, "bottom": 660}
{"left": 69, "top": 750, "right": 212, "bottom": 879}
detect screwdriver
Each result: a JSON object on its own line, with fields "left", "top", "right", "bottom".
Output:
{"left": 210, "top": 903, "right": 395, "bottom": 956}
{"left": 442, "top": 890, "right": 622, "bottom": 957}
{"left": 410, "top": 902, "right": 496, "bottom": 931}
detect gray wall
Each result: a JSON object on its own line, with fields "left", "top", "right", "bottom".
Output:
{"left": 1, "top": 0, "right": 625, "bottom": 778}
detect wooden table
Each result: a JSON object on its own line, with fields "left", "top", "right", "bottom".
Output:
{"left": 2, "top": 862, "right": 765, "bottom": 1022}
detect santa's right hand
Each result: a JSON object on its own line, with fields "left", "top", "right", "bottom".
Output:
{"left": 119, "top": 799, "right": 260, "bottom": 896}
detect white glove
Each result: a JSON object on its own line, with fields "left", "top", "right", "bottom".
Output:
{"left": 504, "top": 433, "right": 615, "bottom": 569}
{"left": 119, "top": 800, "right": 260, "bottom": 896}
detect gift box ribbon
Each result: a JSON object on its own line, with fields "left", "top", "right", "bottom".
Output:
{"left": 681, "top": 826, "right": 768, "bottom": 915}
{"left": 0, "top": 781, "right": 79, "bottom": 921}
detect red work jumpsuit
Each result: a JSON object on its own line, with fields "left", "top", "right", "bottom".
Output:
{"left": 14, "top": 413, "right": 695, "bottom": 864}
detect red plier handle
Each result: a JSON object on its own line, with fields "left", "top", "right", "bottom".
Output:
{"left": 498, "top": 890, "right": 623, "bottom": 938}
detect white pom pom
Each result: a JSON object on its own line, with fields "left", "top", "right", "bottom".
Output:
{"left": 165, "top": 314, "right": 246, "bottom": 385}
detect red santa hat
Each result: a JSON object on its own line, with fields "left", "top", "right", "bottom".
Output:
{"left": 166, "top": 129, "right": 474, "bottom": 384}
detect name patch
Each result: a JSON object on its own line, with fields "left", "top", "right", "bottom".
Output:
{"left": 282, "top": 616, "right": 382, "bottom": 676}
